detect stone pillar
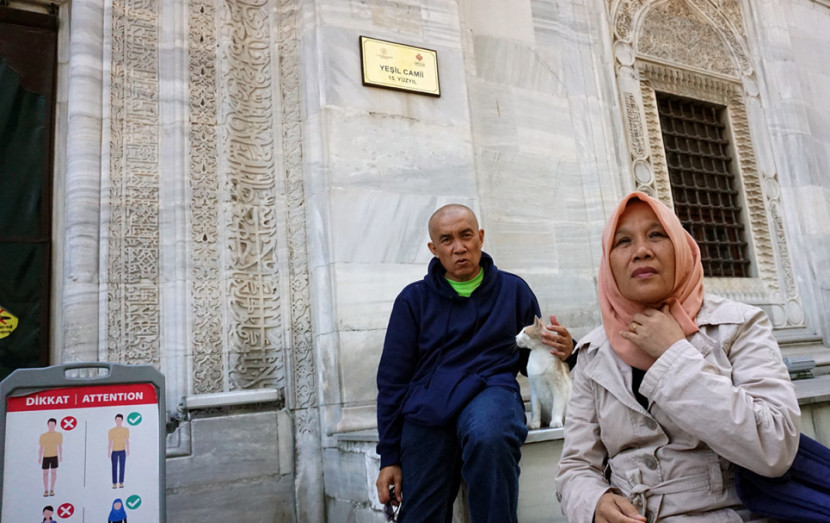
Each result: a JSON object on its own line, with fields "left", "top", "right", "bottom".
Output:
{"left": 60, "top": 0, "right": 105, "bottom": 363}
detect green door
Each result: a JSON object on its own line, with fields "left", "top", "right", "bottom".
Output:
{"left": 0, "top": 8, "right": 57, "bottom": 379}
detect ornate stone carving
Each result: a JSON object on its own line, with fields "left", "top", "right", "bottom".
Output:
{"left": 709, "top": 0, "right": 744, "bottom": 31}
{"left": 220, "top": 0, "right": 285, "bottom": 391}
{"left": 623, "top": 90, "right": 648, "bottom": 160}
{"left": 107, "top": 0, "right": 161, "bottom": 365}
{"left": 189, "top": 0, "right": 225, "bottom": 393}
{"left": 612, "top": 0, "right": 805, "bottom": 328}
{"left": 613, "top": 0, "right": 651, "bottom": 42}
{"left": 638, "top": 81, "right": 671, "bottom": 201}
{"left": 638, "top": 0, "right": 737, "bottom": 77}
{"left": 686, "top": 0, "right": 752, "bottom": 75}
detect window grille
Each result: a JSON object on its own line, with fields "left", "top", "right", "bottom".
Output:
{"left": 656, "top": 93, "right": 750, "bottom": 277}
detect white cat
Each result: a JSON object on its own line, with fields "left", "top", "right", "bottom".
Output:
{"left": 515, "top": 316, "right": 572, "bottom": 430}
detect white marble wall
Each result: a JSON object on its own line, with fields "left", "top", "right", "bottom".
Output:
{"left": 309, "top": 0, "right": 625, "bottom": 440}
{"left": 312, "top": 2, "right": 830, "bottom": 517}
{"left": 302, "top": 1, "right": 483, "bottom": 440}
{"left": 316, "top": 0, "right": 830, "bottom": 443}
{"left": 745, "top": 0, "right": 830, "bottom": 342}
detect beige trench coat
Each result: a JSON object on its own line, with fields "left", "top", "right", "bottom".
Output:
{"left": 555, "top": 295, "right": 800, "bottom": 523}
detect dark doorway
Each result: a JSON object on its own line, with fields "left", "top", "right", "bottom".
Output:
{"left": 0, "top": 7, "right": 58, "bottom": 378}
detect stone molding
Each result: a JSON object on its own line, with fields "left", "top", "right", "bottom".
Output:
{"left": 106, "top": 0, "right": 161, "bottom": 365}
{"left": 189, "top": 0, "right": 224, "bottom": 393}
{"left": 609, "top": 0, "right": 805, "bottom": 328}
{"left": 276, "top": 0, "right": 317, "bottom": 415}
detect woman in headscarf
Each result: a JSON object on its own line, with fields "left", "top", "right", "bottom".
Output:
{"left": 555, "top": 192, "right": 800, "bottom": 522}
{"left": 107, "top": 499, "right": 127, "bottom": 523}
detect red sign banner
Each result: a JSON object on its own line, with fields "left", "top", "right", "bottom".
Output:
{"left": 7, "top": 383, "right": 157, "bottom": 412}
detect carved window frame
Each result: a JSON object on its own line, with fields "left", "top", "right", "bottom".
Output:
{"left": 610, "top": 0, "right": 806, "bottom": 330}
{"left": 637, "top": 61, "right": 779, "bottom": 301}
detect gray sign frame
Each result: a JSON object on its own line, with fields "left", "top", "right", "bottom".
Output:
{"left": 0, "top": 362, "right": 166, "bottom": 521}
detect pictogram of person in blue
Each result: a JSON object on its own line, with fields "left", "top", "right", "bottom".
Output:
{"left": 107, "top": 499, "right": 128, "bottom": 523}
{"left": 107, "top": 414, "right": 130, "bottom": 489}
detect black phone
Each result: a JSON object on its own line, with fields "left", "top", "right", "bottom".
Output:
{"left": 384, "top": 485, "right": 399, "bottom": 521}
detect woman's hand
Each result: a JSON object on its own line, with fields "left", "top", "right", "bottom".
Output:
{"left": 594, "top": 492, "right": 647, "bottom": 523}
{"left": 621, "top": 304, "right": 685, "bottom": 358}
{"left": 541, "top": 314, "right": 574, "bottom": 361}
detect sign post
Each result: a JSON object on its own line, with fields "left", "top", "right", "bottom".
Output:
{"left": 0, "top": 362, "right": 165, "bottom": 522}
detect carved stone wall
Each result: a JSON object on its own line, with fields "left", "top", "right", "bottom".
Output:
{"left": 185, "top": 0, "right": 322, "bottom": 518}
{"left": 185, "top": 0, "right": 317, "bottom": 401}
{"left": 609, "top": 0, "right": 805, "bottom": 328}
{"left": 219, "top": 0, "right": 285, "bottom": 392}
{"left": 107, "top": 0, "right": 319, "bottom": 430}
{"left": 107, "top": 0, "right": 161, "bottom": 364}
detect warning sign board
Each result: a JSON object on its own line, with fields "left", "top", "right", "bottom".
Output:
{"left": 0, "top": 307, "right": 18, "bottom": 339}
{"left": 0, "top": 363, "right": 165, "bottom": 522}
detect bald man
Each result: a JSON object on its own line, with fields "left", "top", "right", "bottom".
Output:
{"left": 375, "top": 204, "right": 573, "bottom": 522}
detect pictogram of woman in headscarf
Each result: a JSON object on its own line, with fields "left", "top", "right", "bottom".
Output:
{"left": 107, "top": 498, "right": 127, "bottom": 523}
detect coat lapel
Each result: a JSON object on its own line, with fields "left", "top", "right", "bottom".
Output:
{"left": 584, "top": 338, "right": 650, "bottom": 415}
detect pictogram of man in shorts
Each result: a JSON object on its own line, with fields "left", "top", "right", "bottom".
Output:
{"left": 38, "top": 418, "right": 62, "bottom": 497}
{"left": 108, "top": 413, "right": 130, "bottom": 488}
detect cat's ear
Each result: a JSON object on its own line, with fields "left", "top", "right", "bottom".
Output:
{"left": 534, "top": 315, "right": 543, "bottom": 327}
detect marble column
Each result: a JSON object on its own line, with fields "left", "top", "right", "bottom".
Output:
{"left": 60, "top": 0, "right": 105, "bottom": 363}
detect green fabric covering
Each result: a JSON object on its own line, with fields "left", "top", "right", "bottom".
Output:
{"left": 0, "top": 57, "right": 49, "bottom": 379}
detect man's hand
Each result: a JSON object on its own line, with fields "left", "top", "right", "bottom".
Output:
{"left": 594, "top": 492, "right": 647, "bottom": 523}
{"left": 541, "top": 314, "right": 574, "bottom": 361}
{"left": 376, "top": 465, "right": 402, "bottom": 505}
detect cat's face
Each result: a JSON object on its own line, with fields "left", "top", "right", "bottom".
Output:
{"left": 515, "top": 316, "right": 546, "bottom": 350}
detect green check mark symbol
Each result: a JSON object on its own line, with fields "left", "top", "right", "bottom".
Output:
{"left": 126, "top": 495, "right": 141, "bottom": 509}
{"left": 127, "top": 412, "right": 142, "bottom": 426}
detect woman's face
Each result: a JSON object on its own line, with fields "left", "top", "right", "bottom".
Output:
{"left": 113, "top": 502, "right": 122, "bottom": 510}
{"left": 609, "top": 201, "right": 676, "bottom": 307}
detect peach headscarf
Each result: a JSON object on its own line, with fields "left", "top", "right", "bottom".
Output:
{"left": 598, "top": 192, "right": 704, "bottom": 370}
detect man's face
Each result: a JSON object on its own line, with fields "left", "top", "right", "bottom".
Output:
{"left": 47, "top": 420, "right": 56, "bottom": 431}
{"left": 427, "top": 208, "right": 484, "bottom": 282}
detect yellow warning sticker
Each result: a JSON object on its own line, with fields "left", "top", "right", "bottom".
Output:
{"left": 0, "top": 306, "right": 19, "bottom": 339}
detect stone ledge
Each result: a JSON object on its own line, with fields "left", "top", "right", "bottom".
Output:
{"left": 336, "top": 374, "right": 830, "bottom": 446}
{"left": 334, "top": 424, "right": 565, "bottom": 445}
{"left": 794, "top": 375, "right": 830, "bottom": 405}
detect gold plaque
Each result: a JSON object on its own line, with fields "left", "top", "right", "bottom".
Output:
{"left": 360, "top": 36, "right": 440, "bottom": 96}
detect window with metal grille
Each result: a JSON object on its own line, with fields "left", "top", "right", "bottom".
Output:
{"left": 656, "top": 93, "right": 750, "bottom": 277}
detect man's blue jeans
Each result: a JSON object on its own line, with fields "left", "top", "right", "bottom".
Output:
{"left": 111, "top": 450, "right": 126, "bottom": 484}
{"left": 398, "top": 386, "right": 528, "bottom": 523}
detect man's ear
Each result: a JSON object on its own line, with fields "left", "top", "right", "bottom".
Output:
{"left": 479, "top": 229, "right": 485, "bottom": 243}
{"left": 427, "top": 241, "right": 437, "bottom": 256}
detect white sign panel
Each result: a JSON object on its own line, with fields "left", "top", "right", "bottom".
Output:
{"left": 2, "top": 383, "right": 159, "bottom": 522}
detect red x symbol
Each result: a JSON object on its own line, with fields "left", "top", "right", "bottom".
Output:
{"left": 58, "top": 503, "right": 74, "bottom": 517}
{"left": 61, "top": 416, "right": 77, "bottom": 431}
